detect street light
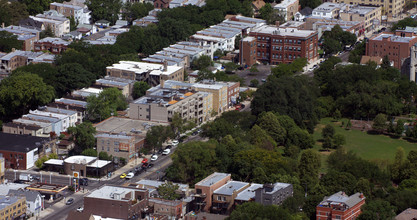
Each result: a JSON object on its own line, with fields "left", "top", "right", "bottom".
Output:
{"left": 49, "top": 172, "right": 52, "bottom": 184}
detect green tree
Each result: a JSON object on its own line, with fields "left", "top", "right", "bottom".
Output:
{"left": 99, "top": 151, "right": 112, "bottom": 161}
{"left": 322, "top": 38, "right": 342, "bottom": 55}
{"left": 355, "top": 178, "right": 372, "bottom": 198}
{"left": 332, "top": 134, "right": 346, "bottom": 148}
{"left": 35, "top": 156, "right": 49, "bottom": 169}
{"left": 300, "top": 0, "right": 321, "bottom": 9}
{"left": 23, "top": 0, "right": 51, "bottom": 15}
{"left": 372, "top": 113, "right": 387, "bottom": 133}
{"left": 0, "top": 0, "right": 29, "bottom": 26}
{"left": 40, "top": 25, "right": 54, "bottom": 38}
{"left": 228, "top": 202, "right": 294, "bottom": 220}
{"left": 0, "top": 31, "right": 23, "bottom": 52}
{"left": 322, "top": 124, "right": 335, "bottom": 139}
{"left": 67, "top": 122, "right": 96, "bottom": 151}
{"left": 86, "top": 0, "right": 122, "bottom": 25}
{"left": 87, "top": 87, "right": 128, "bottom": 122}
{"left": 381, "top": 55, "right": 391, "bottom": 69}
{"left": 286, "top": 127, "right": 314, "bottom": 149}
{"left": 145, "top": 125, "right": 173, "bottom": 152}
{"left": 250, "top": 79, "right": 259, "bottom": 87}
{"left": 0, "top": 72, "right": 54, "bottom": 119}
{"left": 257, "top": 112, "right": 286, "bottom": 145}
{"left": 192, "top": 55, "right": 212, "bottom": 70}
{"left": 81, "top": 148, "right": 98, "bottom": 157}
{"left": 55, "top": 63, "right": 95, "bottom": 96}
{"left": 357, "top": 200, "right": 396, "bottom": 220}
{"left": 322, "top": 136, "right": 333, "bottom": 150}
{"left": 132, "top": 81, "right": 151, "bottom": 99}
{"left": 298, "top": 149, "right": 321, "bottom": 191}
{"left": 157, "top": 182, "right": 181, "bottom": 200}
{"left": 320, "top": 170, "right": 357, "bottom": 194}
{"left": 391, "top": 147, "right": 406, "bottom": 183}
{"left": 333, "top": 109, "right": 341, "bottom": 121}
{"left": 123, "top": 2, "right": 154, "bottom": 22}
{"left": 395, "top": 119, "right": 405, "bottom": 136}
{"left": 248, "top": 124, "right": 276, "bottom": 149}
{"left": 391, "top": 17, "right": 417, "bottom": 31}
{"left": 69, "top": 16, "right": 78, "bottom": 31}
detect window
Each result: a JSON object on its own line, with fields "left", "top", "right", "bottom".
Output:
{"left": 217, "top": 196, "right": 222, "bottom": 200}
{"left": 335, "top": 215, "right": 341, "bottom": 219}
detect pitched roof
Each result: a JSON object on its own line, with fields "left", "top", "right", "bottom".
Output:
{"left": 299, "top": 7, "right": 313, "bottom": 16}
{"left": 396, "top": 208, "right": 417, "bottom": 220}
{"left": 8, "top": 189, "right": 41, "bottom": 203}
{"left": 252, "top": 0, "right": 266, "bottom": 10}
{"left": 19, "top": 18, "right": 44, "bottom": 30}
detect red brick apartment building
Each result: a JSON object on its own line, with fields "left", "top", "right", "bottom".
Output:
{"left": 366, "top": 30, "right": 417, "bottom": 70}
{"left": 240, "top": 25, "right": 318, "bottom": 66}
{"left": 316, "top": 191, "right": 365, "bottom": 220}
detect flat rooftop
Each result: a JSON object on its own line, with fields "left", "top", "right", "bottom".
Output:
{"left": 0, "top": 195, "right": 21, "bottom": 210}
{"left": 87, "top": 185, "right": 141, "bottom": 200}
{"left": 313, "top": 2, "right": 348, "bottom": 13}
{"left": 265, "top": 182, "right": 292, "bottom": 194}
{"left": 214, "top": 181, "right": 249, "bottom": 196}
{"left": 371, "top": 33, "right": 416, "bottom": 43}
{"left": 136, "top": 179, "right": 188, "bottom": 191}
{"left": 94, "top": 117, "right": 169, "bottom": 136}
{"left": 95, "top": 133, "right": 134, "bottom": 140}
{"left": 107, "top": 61, "right": 183, "bottom": 76}
{"left": 274, "top": 0, "right": 298, "bottom": 9}
{"left": 54, "top": 98, "right": 87, "bottom": 108}
{"left": 235, "top": 183, "right": 263, "bottom": 201}
{"left": 251, "top": 25, "right": 317, "bottom": 38}
{"left": 196, "top": 172, "right": 230, "bottom": 187}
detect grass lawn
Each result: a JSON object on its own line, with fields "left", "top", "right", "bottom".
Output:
{"left": 313, "top": 118, "right": 417, "bottom": 167}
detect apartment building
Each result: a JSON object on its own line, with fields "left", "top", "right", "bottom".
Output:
{"left": 163, "top": 80, "right": 229, "bottom": 114}
{"left": 169, "top": 0, "right": 206, "bottom": 8}
{"left": 107, "top": 61, "right": 184, "bottom": 87}
{"left": 316, "top": 191, "right": 365, "bottom": 220}
{"left": 34, "top": 37, "right": 70, "bottom": 54}
{"left": 96, "top": 134, "right": 144, "bottom": 162}
{"left": 0, "top": 25, "right": 40, "bottom": 51}
{"left": 331, "top": 0, "right": 404, "bottom": 17}
{"left": 339, "top": 5, "right": 382, "bottom": 32}
{"left": 148, "top": 198, "right": 183, "bottom": 219}
{"left": 71, "top": 87, "right": 103, "bottom": 99}
{"left": 211, "top": 181, "right": 250, "bottom": 214}
{"left": 241, "top": 25, "right": 318, "bottom": 65}
{"left": 7, "top": 190, "right": 42, "bottom": 216}
{"left": 95, "top": 76, "right": 136, "bottom": 98}
{"left": 234, "top": 183, "right": 263, "bottom": 205}
{"left": 48, "top": 98, "right": 87, "bottom": 124}
{"left": 255, "top": 183, "right": 293, "bottom": 206}
{"left": 133, "top": 9, "right": 161, "bottom": 27}
{"left": 50, "top": 2, "right": 91, "bottom": 24}
{"left": 129, "top": 87, "right": 213, "bottom": 123}
{"left": 274, "top": 0, "right": 299, "bottom": 21}
{"left": 0, "top": 195, "right": 26, "bottom": 219}
{"left": 313, "top": 20, "right": 364, "bottom": 38}
{"left": 410, "top": 43, "right": 417, "bottom": 81}
{"left": 194, "top": 172, "right": 232, "bottom": 212}
{"left": 30, "top": 12, "right": 70, "bottom": 37}
{"left": 67, "top": 185, "right": 149, "bottom": 220}
{"left": 0, "top": 50, "right": 54, "bottom": 73}
{"left": 366, "top": 30, "right": 417, "bottom": 69}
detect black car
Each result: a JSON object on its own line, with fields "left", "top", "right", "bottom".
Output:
{"left": 157, "top": 149, "right": 164, "bottom": 154}
{"left": 165, "top": 145, "right": 172, "bottom": 149}
{"left": 192, "top": 131, "right": 199, "bottom": 136}
{"left": 79, "top": 178, "right": 88, "bottom": 186}
{"left": 135, "top": 166, "right": 143, "bottom": 174}
{"left": 142, "top": 163, "right": 153, "bottom": 170}
{"left": 66, "top": 198, "right": 74, "bottom": 205}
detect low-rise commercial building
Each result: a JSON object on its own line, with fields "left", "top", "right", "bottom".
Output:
{"left": 34, "top": 37, "right": 70, "bottom": 54}
{"left": 107, "top": 61, "right": 184, "bottom": 87}
{"left": 96, "top": 133, "right": 144, "bottom": 162}
{"left": 0, "top": 195, "right": 26, "bottom": 219}
{"left": 94, "top": 117, "right": 169, "bottom": 137}
{"left": 129, "top": 87, "right": 213, "bottom": 123}
{"left": 44, "top": 155, "right": 112, "bottom": 177}
{"left": 274, "top": 0, "right": 299, "bottom": 22}
{"left": 241, "top": 25, "right": 318, "bottom": 65}
{"left": 366, "top": 30, "right": 417, "bottom": 70}
{"left": 211, "top": 181, "right": 250, "bottom": 214}
{"left": 67, "top": 185, "right": 149, "bottom": 220}
{"left": 0, "top": 133, "right": 55, "bottom": 170}
{"left": 316, "top": 191, "right": 365, "bottom": 220}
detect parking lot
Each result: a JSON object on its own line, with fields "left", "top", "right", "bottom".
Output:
{"left": 235, "top": 64, "right": 272, "bottom": 86}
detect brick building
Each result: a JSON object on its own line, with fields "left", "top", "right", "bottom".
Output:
{"left": 34, "top": 37, "right": 70, "bottom": 54}
{"left": 331, "top": 0, "right": 404, "bottom": 17}
{"left": 211, "top": 181, "right": 250, "bottom": 214}
{"left": 366, "top": 30, "right": 417, "bottom": 70}
{"left": 67, "top": 185, "right": 148, "bottom": 220}
{"left": 316, "top": 191, "right": 365, "bottom": 220}
{"left": 0, "top": 195, "right": 26, "bottom": 219}
{"left": 0, "top": 25, "right": 40, "bottom": 51}
{"left": 194, "top": 172, "right": 231, "bottom": 212}
{"left": 149, "top": 198, "right": 183, "bottom": 219}
{"left": 154, "top": 0, "right": 171, "bottom": 8}
{"left": 240, "top": 25, "right": 318, "bottom": 66}
{"left": 273, "top": 0, "right": 299, "bottom": 22}
{"left": 96, "top": 133, "right": 144, "bottom": 162}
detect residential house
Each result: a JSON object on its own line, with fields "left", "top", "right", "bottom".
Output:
{"left": 148, "top": 198, "right": 183, "bottom": 219}
{"left": 154, "top": 0, "right": 171, "bottom": 8}
{"left": 0, "top": 25, "right": 40, "bottom": 51}
{"left": 50, "top": 2, "right": 91, "bottom": 24}
{"left": 274, "top": 0, "right": 299, "bottom": 22}
{"left": 211, "top": 181, "right": 250, "bottom": 214}
{"left": 294, "top": 7, "right": 312, "bottom": 21}
{"left": 7, "top": 189, "right": 43, "bottom": 216}
{"left": 30, "top": 11, "right": 70, "bottom": 37}
{"left": 34, "top": 37, "right": 70, "bottom": 54}
{"left": 252, "top": 0, "right": 266, "bottom": 15}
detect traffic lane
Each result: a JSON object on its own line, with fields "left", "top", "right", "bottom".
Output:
{"left": 43, "top": 195, "right": 84, "bottom": 220}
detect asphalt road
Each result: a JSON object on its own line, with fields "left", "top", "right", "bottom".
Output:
{"left": 5, "top": 133, "right": 207, "bottom": 220}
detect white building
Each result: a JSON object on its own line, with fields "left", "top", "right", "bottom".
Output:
{"left": 30, "top": 11, "right": 70, "bottom": 37}
{"left": 50, "top": 2, "right": 91, "bottom": 24}
{"left": 311, "top": 2, "right": 348, "bottom": 19}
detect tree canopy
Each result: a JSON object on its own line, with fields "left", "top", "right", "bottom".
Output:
{"left": 0, "top": 31, "right": 23, "bottom": 52}
{"left": 87, "top": 88, "right": 128, "bottom": 122}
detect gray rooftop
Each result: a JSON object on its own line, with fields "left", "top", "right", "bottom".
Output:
{"left": 0, "top": 50, "right": 44, "bottom": 61}
{"left": 22, "top": 114, "right": 60, "bottom": 124}
{"left": 36, "top": 37, "right": 70, "bottom": 45}
{"left": 0, "top": 184, "right": 29, "bottom": 196}
{"left": 344, "top": 5, "right": 379, "bottom": 15}
{"left": 8, "top": 189, "right": 40, "bottom": 203}
{"left": 95, "top": 133, "right": 134, "bottom": 140}
{"left": 252, "top": 25, "right": 317, "bottom": 38}
{"left": 313, "top": 3, "right": 348, "bottom": 13}
{"left": 196, "top": 172, "right": 230, "bottom": 187}
{"left": 54, "top": 98, "right": 87, "bottom": 108}
{"left": 319, "top": 191, "right": 364, "bottom": 209}
{"left": 372, "top": 33, "right": 416, "bottom": 43}
{"left": 235, "top": 183, "right": 263, "bottom": 201}
{"left": 136, "top": 179, "right": 189, "bottom": 191}
{"left": 0, "top": 195, "right": 21, "bottom": 211}
{"left": 87, "top": 185, "right": 140, "bottom": 201}
{"left": 214, "top": 181, "right": 249, "bottom": 196}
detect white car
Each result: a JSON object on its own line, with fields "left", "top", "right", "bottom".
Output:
{"left": 76, "top": 207, "right": 84, "bottom": 212}
{"left": 126, "top": 172, "right": 134, "bottom": 179}
{"left": 151, "top": 154, "right": 158, "bottom": 161}
{"left": 171, "top": 140, "right": 179, "bottom": 146}
{"left": 162, "top": 149, "right": 171, "bottom": 155}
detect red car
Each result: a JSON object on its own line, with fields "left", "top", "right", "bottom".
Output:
{"left": 141, "top": 158, "right": 148, "bottom": 164}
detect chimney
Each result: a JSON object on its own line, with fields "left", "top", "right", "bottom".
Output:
{"left": 12, "top": 48, "right": 15, "bottom": 52}
{"left": 275, "top": 21, "right": 280, "bottom": 26}
{"left": 163, "top": 60, "right": 168, "bottom": 72}
{"left": 1, "top": 23, "right": 4, "bottom": 29}
{"left": 359, "top": 193, "right": 364, "bottom": 199}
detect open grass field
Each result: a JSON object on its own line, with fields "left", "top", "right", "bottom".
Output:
{"left": 313, "top": 118, "right": 417, "bottom": 164}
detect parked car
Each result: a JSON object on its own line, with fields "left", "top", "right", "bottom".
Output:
{"left": 141, "top": 158, "right": 148, "bottom": 164}
{"left": 126, "top": 172, "right": 134, "bottom": 179}
{"left": 141, "top": 163, "right": 153, "bottom": 170}
{"left": 157, "top": 148, "right": 164, "bottom": 154}
{"left": 192, "top": 130, "right": 199, "bottom": 136}
{"left": 165, "top": 145, "right": 172, "bottom": 149}
{"left": 76, "top": 207, "right": 84, "bottom": 212}
{"left": 66, "top": 198, "right": 74, "bottom": 205}
{"left": 171, "top": 140, "right": 179, "bottom": 146}
{"left": 79, "top": 178, "right": 89, "bottom": 186}
{"left": 151, "top": 154, "right": 158, "bottom": 161}
{"left": 135, "top": 166, "right": 143, "bottom": 174}
{"left": 162, "top": 149, "right": 171, "bottom": 155}
{"left": 120, "top": 173, "right": 127, "bottom": 179}
{"left": 261, "top": 78, "right": 266, "bottom": 83}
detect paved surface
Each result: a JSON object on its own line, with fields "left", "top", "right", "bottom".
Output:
{"left": 235, "top": 64, "right": 271, "bottom": 86}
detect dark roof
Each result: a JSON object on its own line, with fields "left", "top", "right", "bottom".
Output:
{"left": 299, "top": 7, "right": 313, "bottom": 16}
{"left": 0, "top": 132, "right": 49, "bottom": 153}
{"left": 3, "top": 122, "right": 41, "bottom": 130}
{"left": 95, "top": 19, "right": 110, "bottom": 24}
{"left": 19, "top": 18, "right": 43, "bottom": 30}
